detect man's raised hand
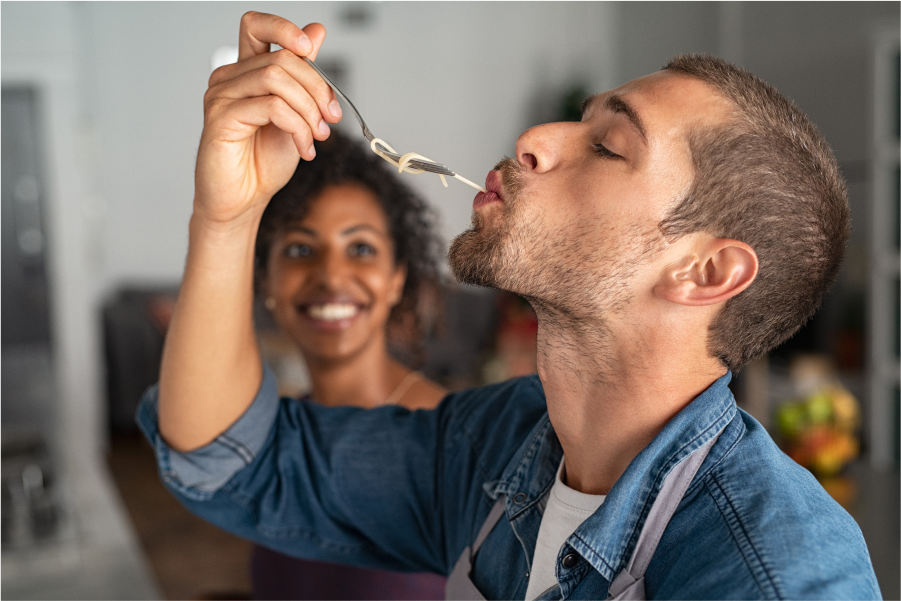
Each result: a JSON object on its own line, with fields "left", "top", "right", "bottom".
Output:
{"left": 194, "top": 12, "right": 342, "bottom": 225}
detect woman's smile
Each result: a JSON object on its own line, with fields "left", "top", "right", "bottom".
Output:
{"left": 297, "top": 297, "right": 367, "bottom": 332}
{"left": 305, "top": 302, "right": 360, "bottom": 321}
{"left": 265, "top": 183, "right": 406, "bottom": 362}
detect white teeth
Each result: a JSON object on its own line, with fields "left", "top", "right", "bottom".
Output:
{"left": 307, "top": 303, "right": 359, "bottom": 321}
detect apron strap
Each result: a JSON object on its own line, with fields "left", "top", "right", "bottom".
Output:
{"left": 472, "top": 498, "right": 506, "bottom": 553}
{"left": 445, "top": 498, "right": 507, "bottom": 600}
{"left": 608, "top": 431, "right": 722, "bottom": 599}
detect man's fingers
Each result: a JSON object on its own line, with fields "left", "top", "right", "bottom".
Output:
{"left": 237, "top": 12, "right": 324, "bottom": 62}
{"left": 208, "top": 95, "right": 317, "bottom": 161}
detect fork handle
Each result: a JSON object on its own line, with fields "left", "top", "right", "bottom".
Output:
{"left": 302, "top": 57, "right": 371, "bottom": 136}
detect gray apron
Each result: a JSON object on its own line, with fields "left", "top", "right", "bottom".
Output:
{"left": 445, "top": 432, "right": 720, "bottom": 601}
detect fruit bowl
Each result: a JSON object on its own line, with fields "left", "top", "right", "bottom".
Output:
{"left": 775, "top": 383, "right": 861, "bottom": 479}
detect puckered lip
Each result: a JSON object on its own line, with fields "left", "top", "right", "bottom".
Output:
{"left": 473, "top": 170, "right": 505, "bottom": 210}
{"left": 485, "top": 170, "right": 505, "bottom": 201}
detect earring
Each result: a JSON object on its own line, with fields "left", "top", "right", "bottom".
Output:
{"left": 265, "top": 297, "right": 276, "bottom": 311}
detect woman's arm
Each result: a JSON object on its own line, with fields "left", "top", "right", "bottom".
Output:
{"left": 158, "top": 12, "right": 342, "bottom": 451}
{"left": 141, "top": 372, "right": 549, "bottom": 576}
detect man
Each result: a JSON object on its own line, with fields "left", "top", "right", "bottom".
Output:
{"left": 139, "top": 12, "right": 880, "bottom": 600}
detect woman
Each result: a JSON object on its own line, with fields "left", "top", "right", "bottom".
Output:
{"left": 249, "top": 131, "right": 448, "bottom": 600}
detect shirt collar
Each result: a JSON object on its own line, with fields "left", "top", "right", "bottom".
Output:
{"left": 486, "top": 372, "right": 738, "bottom": 581}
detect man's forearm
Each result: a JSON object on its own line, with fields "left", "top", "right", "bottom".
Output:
{"left": 158, "top": 210, "right": 264, "bottom": 452}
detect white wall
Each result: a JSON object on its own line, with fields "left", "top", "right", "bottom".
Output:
{"left": 2, "top": 1, "right": 615, "bottom": 457}
{"left": 79, "top": 1, "right": 616, "bottom": 287}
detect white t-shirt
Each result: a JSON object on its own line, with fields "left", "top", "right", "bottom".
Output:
{"left": 525, "top": 458, "right": 605, "bottom": 600}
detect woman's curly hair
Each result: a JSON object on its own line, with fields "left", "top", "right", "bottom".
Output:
{"left": 254, "top": 131, "right": 443, "bottom": 360}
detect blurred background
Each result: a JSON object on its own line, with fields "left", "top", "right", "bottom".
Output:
{"left": 2, "top": 2, "right": 898, "bottom": 599}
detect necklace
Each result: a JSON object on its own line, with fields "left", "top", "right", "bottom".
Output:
{"left": 383, "top": 371, "right": 422, "bottom": 406}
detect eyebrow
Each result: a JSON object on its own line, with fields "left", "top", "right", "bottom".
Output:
{"left": 284, "top": 224, "right": 317, "bottom": 237}
{"left": 342, "top": 224, "right": 388, "bottom": 238}
{"left": 582, "top": 93, "right": 649, "bottom": 145}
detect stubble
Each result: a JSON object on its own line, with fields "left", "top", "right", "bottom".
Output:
{"left": 446, "top": 156, "right": 667, "bottom": 387}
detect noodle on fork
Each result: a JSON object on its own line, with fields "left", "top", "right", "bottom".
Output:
{"left": 370, "top": 138, "right": 487, "bottom": 193}
{"left": 301, "top": 56, "right": 486, "bottom": 193}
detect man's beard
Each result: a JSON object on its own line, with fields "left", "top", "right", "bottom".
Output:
{"left": 448, "top": 156, "right": 629, "bottom": 309}
{"left": 447, "top": 156, "right": 665, "bottom": 321}
{"left": 448, "top": 157, "right": 669, "bottom": 386}
{"left": 447, "top": 157, "right": 527, "bottom": 291}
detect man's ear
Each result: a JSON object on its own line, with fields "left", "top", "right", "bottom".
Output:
{"left": 654, "top": 238, "right": 758, "bottom": 306}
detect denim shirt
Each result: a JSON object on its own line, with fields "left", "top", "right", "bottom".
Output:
{"left": 137, "top": 367, "right": 880, "bottom": 600}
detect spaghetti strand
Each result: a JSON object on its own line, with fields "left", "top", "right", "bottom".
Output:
{"left": 369, "top": 138, "right": 487, "bottom": 193}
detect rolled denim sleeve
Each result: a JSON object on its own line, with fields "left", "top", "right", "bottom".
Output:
{"left": 135, "top": 363, "right": 281, "bottom": 501}
{"left": 137, "top": 368, "right": 549, "bottom": 574}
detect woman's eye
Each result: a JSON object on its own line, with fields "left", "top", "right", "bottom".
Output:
{"left": 349, "top": 242, "right": 376, "bottom": 257}
{"left": 284, "top": 243, "right": 313, "bottom": 258}
{"left": 593, "top": 143, "right": 621, "bottom": 159}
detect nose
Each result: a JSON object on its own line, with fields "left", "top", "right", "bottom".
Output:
{"left": 314, "top": 248, "right": 351, "bottom": 290}
{"left": 515, "top": 121, "right": 578, "bottom": 174}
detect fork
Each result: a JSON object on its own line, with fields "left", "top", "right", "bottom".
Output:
{"left": 304, "top": 57, "right": 485, "bottom": 191}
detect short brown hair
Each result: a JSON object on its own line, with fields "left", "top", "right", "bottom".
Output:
{"left": 660, "top": 55, "right": 850, "bottom": 370}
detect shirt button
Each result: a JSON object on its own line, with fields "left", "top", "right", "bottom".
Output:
{"left": 162, "top": 470, "right": 176, "bottom": 483}
{"left": 512, "top": 492, "right": 527, "bottom": 504}
{"left": 562, "top": 552, "right": 579, "bottom": 569}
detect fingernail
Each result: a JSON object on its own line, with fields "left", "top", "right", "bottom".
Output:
{"left": 297, "top": 35, "right": 313, "bottom": 55}
{"left": 329, "top": 100, "right": 342, "bottom": 119}
{"left": 318, "top": 120, "right": 330, "bottom": 136}
{"left": 308, "top": 144, "right": 316, "bottom": 159}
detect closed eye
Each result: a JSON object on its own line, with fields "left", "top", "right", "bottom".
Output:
{"left": 593, "top": 143, "right": 622, "bottom": 159}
